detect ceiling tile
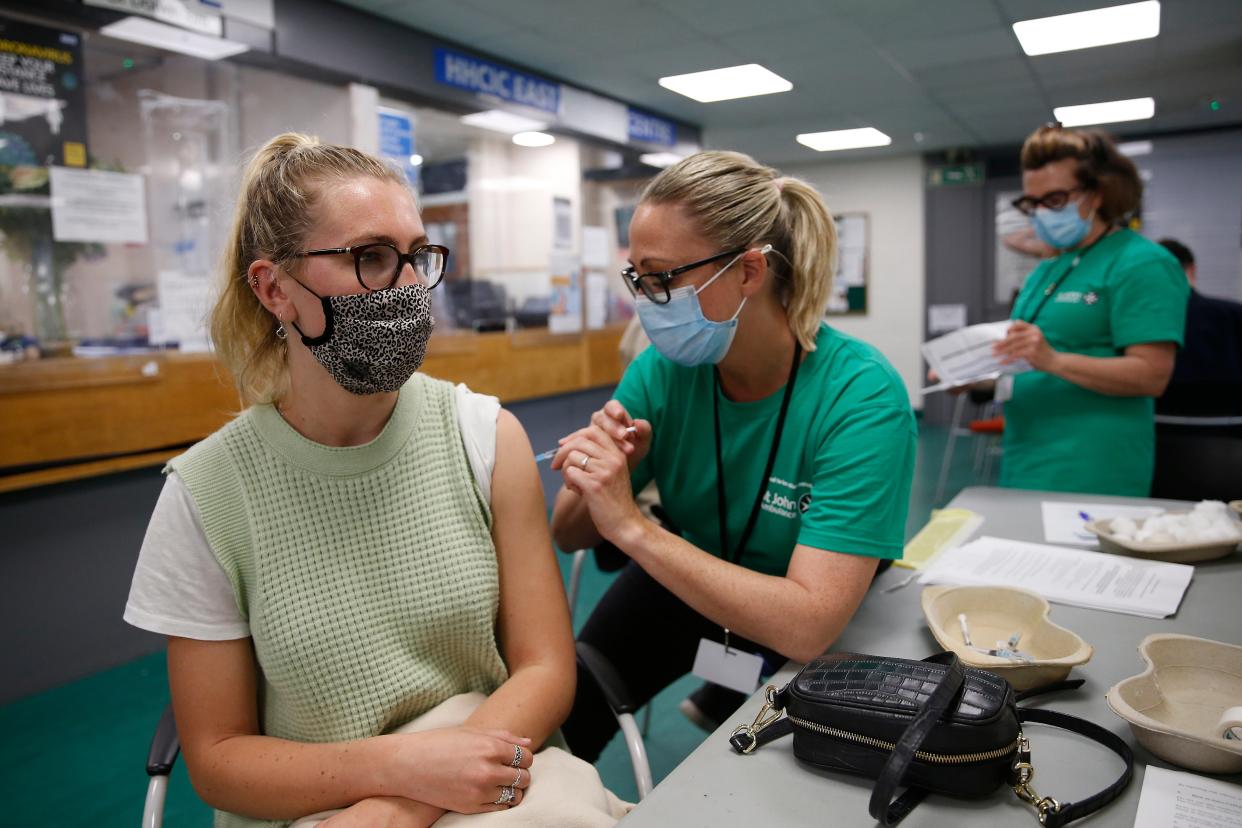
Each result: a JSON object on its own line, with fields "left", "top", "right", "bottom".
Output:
{"left": 831, "top": 0, "right": 1008, "bottom": 42}
{"left": 331, "top": 0, "right": 1242, "bottom": 163}
{"left": 645, "top": 0, "right": 834, "bottom": 37}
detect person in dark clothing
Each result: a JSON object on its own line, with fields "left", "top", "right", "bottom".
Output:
{"left": 1156, "top": 239, "right": 1242, "bottom": 417}
{"left": 1151, "top": 239, "right": 1242, "bottom": 501}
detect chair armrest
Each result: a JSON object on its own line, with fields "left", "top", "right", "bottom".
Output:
{"left": 576, "top": 642, "right": 637, "bottom": 716}
{"left": 146, "top": 703, "right": 181, "bottom": 777}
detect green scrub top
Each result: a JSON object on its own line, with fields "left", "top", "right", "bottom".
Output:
{"left": 614, "top": 322, "right": 916, "bottom": 576}
{"left": 1002, "top": 229, "right": 1188, "bottom": 496}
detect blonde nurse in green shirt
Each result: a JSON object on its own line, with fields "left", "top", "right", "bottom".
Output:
{"left": 549, "top": 151, "right": 917, "bottom": 760}
{"left": 994, "top": 125, "right": 1188, "bottom": 496}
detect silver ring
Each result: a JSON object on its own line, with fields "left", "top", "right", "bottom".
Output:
{"left": 513, "top": 768, "right": 523, "bottom": 788}
{"left": 493, "top": 786, "right": 515, "bottom": 805}
{"left": 580, "top": 454, "right": 590, "bottom": 470}
{"left": 511, "top": 744, "right": 524, "bottom": 768}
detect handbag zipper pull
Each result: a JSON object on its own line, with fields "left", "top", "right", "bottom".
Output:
{"left": 730, "top": 685, "right": 783, "bottom": 754}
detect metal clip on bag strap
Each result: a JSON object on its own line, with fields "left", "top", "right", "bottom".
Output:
{"left": 1014, "top": 708, "right": 1134, "bottom": 828}
{"left": 868, "top": 652, "right": 966, "bottom": 826}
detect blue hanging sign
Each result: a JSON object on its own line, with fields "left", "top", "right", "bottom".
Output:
{"left": 434, "top": 48, "right": 561, "bottom": 114}
{"left": 627, "top": 108, "right": 676, "bottom": 147}
{"left": 378, "top": 109, "right": 418, "bottom": 187}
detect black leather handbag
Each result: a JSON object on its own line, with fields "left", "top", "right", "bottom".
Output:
{"left": 728, "top": 652, "right": 1134, "bottom": 827}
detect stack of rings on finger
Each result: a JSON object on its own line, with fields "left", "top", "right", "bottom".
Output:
{"left": 493, "top": 786, "right": 516, "bottom": 806}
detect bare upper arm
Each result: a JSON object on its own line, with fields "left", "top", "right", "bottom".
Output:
{"left": 783, "top": 544, "right": 881, "bottom": 655}
{"left": 167, "top": 636, "right": 260, "bottom": 765}
{"left": 489, "top": 410, "right": 575, "bottom": 675}
{"left": 1124, "top": 341, "right": 1177, "bottom": 393}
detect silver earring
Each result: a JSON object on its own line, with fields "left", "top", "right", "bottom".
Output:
{"left": 276, "top": 314, "right": 287, "bottom": 340}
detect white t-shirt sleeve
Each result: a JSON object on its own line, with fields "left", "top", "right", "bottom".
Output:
{"left": 123, "top": 473, "right": 250, "bottom": 641}
{"left": 454, "top": 383, "right": 500, "bottom": 506}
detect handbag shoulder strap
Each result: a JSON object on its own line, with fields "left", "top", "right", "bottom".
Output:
{"left": 868, "top": 651, "right": 965, "bottom": 825}
{"left": 1015, "top": 708, "right": 1134, "bottom": 828}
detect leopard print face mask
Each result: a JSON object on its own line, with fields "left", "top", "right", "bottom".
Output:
{"left": 290, "top": 282, "right": 435, "bottom": 395}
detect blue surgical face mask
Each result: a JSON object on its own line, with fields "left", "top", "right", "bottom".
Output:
{"left": 635, "top": 245, "right": 770, "bottom": 367}
{"left": 1032, "top": 201, "right": 1093, "bottom": 249}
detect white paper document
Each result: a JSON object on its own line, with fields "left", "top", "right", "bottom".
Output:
{"left": 50, "top": 166, "right": 148, "bottom": 244}
{"left": 155, "top": 270, "right": 212, "bottom": 351}
{"left": 918, "top": 536, "right": 1194, "bottom": 618}
{"left": 921, "top": 321, "right": 1031, "bottom": 394}
{"left": 1041, "top": 501, "right": 1165, "bottom": 547}
{"left": 1134, "top": 765, "right": 1242, "bottom": 828}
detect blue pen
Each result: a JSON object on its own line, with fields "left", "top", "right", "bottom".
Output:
{"left": 534, "top": 426, "right": 636, "bottom": 463}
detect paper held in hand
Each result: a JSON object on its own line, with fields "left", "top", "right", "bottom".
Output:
{"left": 921, "top": 321, "right": 1032, "bottom": 394}
{"left": 918, "top": 536, "right": 1194, "bottom": 618}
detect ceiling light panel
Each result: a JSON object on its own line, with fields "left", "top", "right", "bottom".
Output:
{"left": 100, "top": 16, "right": 249, "bottom": 61}
{"left": 1013, "top": 1, "right": 1161, "bottom": 57}
{"left": 639, "top": 152, "right": 686, "bottom": 168}
{"left": 658, "top": 64, "right": 792, "bottom": 103}
{"left": 795, "top": 127, "right": 892, "bottom": 152}
{"left": 460, "top": 110, "right": 547, "bottom": 134}
{"left": 1054, "top": 97, "right": 1155, "bottom": 127}
{"left": 512, "top": 131, "right": 555, "bottom": 147}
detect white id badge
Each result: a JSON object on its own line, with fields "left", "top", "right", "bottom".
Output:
{"left": 995, "top": 373, "right": 1014, "bottom": 403}
{"left": 692, "top": 638, "right": 763, "bottom": 695}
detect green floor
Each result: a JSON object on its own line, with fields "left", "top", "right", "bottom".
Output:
{"left": 1, "top": 422, "right": 985, "bottom": 826}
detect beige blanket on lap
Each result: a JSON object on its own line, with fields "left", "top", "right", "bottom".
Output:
{"left": 291, "top": 694, "right": 632, "bottom": 827}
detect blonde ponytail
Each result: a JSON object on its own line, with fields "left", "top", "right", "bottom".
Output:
{"left": 640, "top": 151, "right": 837, "bottom": 351}
{"left": 210, "top": 133, "right": 408, "bottom": 406}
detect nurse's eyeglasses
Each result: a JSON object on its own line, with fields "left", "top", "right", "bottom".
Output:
{"left": 1011, "top": 187, "right": 1087, "bottom": 216}
{"left": 292, "top": 242, "right": 450, "bottom": 291}
{"left": 620, "top": 247, "right": 745, "bottom": 305}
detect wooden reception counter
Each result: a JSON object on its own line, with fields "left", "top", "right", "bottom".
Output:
{"left": 0, "top": 323, "right": 626, "bottom": 493}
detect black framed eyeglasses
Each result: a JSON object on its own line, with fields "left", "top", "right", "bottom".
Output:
{"left": 292, "top": 242, "right": 450, "bottom": 291}
{"left": 1011, "top": 187, "right": 1087, "bottom": 216}
{"left": 620, "top": 247, "right": 745, "bottom": 305}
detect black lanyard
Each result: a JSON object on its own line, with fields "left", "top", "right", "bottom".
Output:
{"left": 712, "top": 340, "right": 803, "bottom": 567}
{"left": 1020, "top": 230, "right": 1113, "bottom": 325}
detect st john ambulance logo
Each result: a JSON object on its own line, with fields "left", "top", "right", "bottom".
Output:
{"left": 799, "top": 493, "right": 812, "bottom": 513}
{"left": 1084, "top": 291, "right": 1099, "bottom": 305}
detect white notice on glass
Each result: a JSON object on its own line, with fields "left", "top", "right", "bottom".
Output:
{"left": 582, "top": 225, "right": 611, "bottom": 269}
{"left": 921, "top": 321, "right": 1030, "bottom": 394}
{"left": 918, "top": 536, "right": 1193, "bottom": 618}
{"left": 156, "top": 270, "right": 212, "bottom": 351}
{"left": 927, "top": 303, "right": 968, "bottom": 335}
{"left": 1041, "top": 501, "right": 1165, "bottom": 547}
{"left": 50, "top": 166, "right": 148, "bottom": 244}
{"left": 585, "top": 271, "right": 608, "bottom": 330}
{"left": 1134, "top": 765, "right": 1242, "bottom": 828}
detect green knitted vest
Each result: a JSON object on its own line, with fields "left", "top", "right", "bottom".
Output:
{"left": 170, "top": 374, "right": 509, "bottom": 828}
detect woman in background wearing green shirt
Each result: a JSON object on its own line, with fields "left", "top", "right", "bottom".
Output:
{"left": 549, "top": 151, "right": 916, "bottom": 760}
{"left": 994, "top": 125, "right": 1188, "bottom": 495}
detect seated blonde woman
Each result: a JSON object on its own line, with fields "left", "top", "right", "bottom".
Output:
{"left": 124, "top": 134, "right": 622, "bottom": 827}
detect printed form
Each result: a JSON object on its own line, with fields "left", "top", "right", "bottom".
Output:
{"left": 918, "top": 536, "right": 1193, "bottom": 618}
{"left": 921, "top": 321, "right": 1031, "bottom": 394}
{"left": 1134, "top": 766, "right": 1242, "bottom": 828}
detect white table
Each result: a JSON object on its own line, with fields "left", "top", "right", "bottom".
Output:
{"left": 621, "top": 487, "right": 1242, "bottom": 826}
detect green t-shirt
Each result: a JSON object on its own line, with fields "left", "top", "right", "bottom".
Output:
{"left": 1002, "top": 229, "right": 1188, "bottom": 496}
{"left": 615, "top": 322, "right": 916, "bottom": 576}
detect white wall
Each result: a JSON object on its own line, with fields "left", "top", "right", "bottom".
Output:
{"left": 783, "top": 154, "right": 926, "bottom": 409}
{"left": 468, "top": 134, "right": 582, "bottom": 305}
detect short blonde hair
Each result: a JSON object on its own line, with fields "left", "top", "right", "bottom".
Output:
{"left": 210, "top": 133, "right": 408, "bottom": 406}
{"left": 640, "top": 150, "right": 837, "bottom": 352}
